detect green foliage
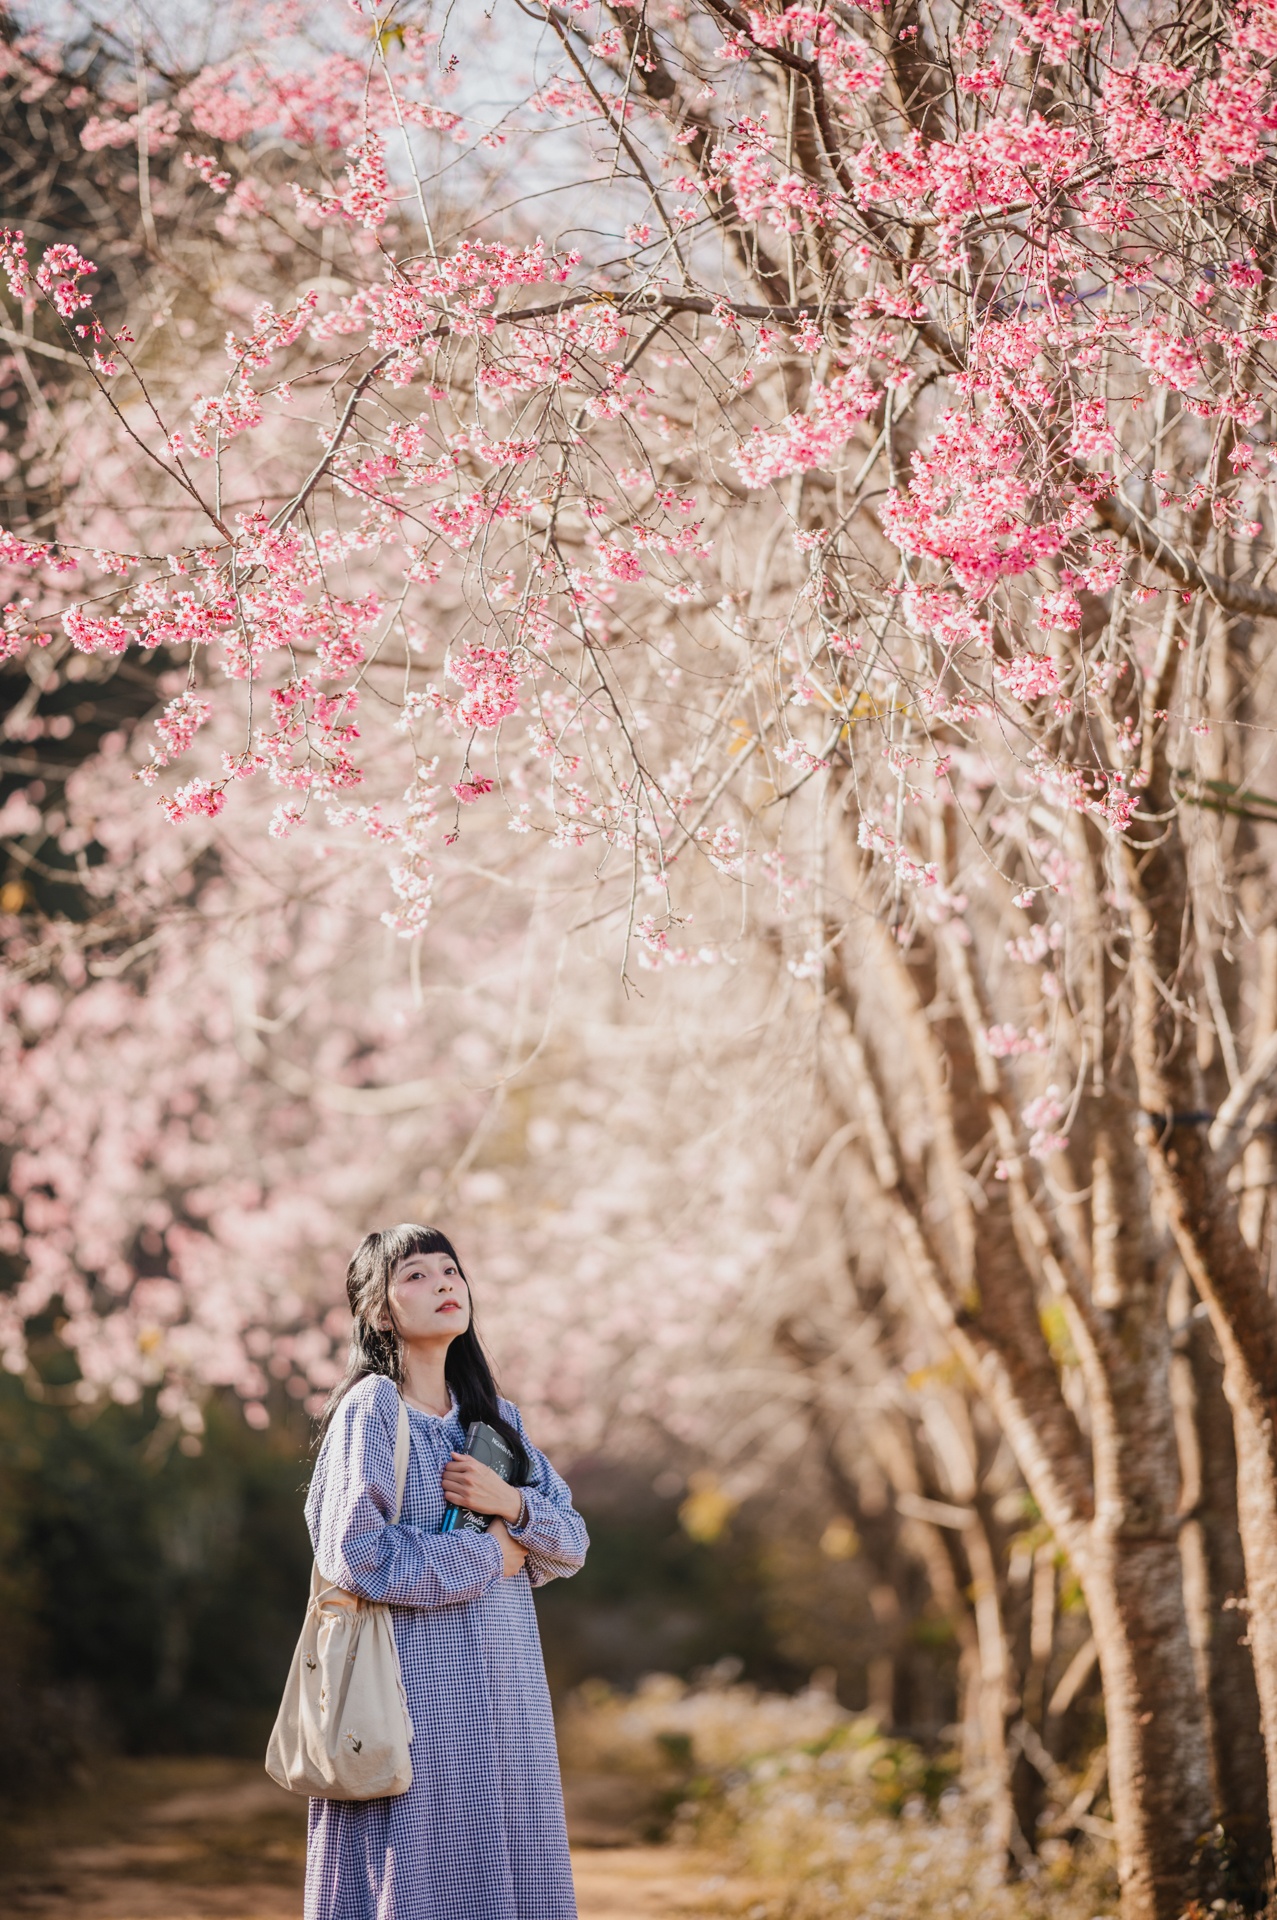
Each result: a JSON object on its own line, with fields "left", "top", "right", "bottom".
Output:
{"left": 656, "top": 1729, "right": 695, "bottom": 1770}
{"left": 859, "top": 1731, "right": 960, "bottom": 1817}
{"left": 0, "top": 1379, "right": 314, "bottom": 1800}
{"left": 533, "top": 1463, "right": 820, "bottom": 1699}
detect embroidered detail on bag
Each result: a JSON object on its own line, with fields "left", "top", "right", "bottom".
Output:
{"left": 345, "top": 1733, "right": 363, "bottom": 1753}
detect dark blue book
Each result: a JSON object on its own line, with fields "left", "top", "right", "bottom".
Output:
{"left": 440, "top": 1421, "right": 517, "bottom": 1533}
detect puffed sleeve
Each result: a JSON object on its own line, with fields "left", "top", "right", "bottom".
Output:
{"left": 501, "top": 1400, "right": 589, "bottom": 1587}
{"left": 307, "top": 1376, "right": 503, "bottom": 1608}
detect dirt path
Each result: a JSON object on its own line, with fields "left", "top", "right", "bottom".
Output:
{"left": 0, "top": 1758, "right": 767, "bottom": 1920}
{"left": 571, "top": 1849, "right": 766, "bottom": 1920}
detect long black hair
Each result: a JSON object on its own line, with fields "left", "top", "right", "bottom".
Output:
{"left": 322, "top": 1222, "right": 528, "bottom": 1483}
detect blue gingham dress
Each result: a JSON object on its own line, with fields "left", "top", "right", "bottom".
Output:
{"left": 303, "top": 1374, "right": 588, "bottom": 1920}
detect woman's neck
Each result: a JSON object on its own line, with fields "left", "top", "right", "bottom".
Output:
{"left": 398, "top": 1341, "right": 453, "bottom": 1417}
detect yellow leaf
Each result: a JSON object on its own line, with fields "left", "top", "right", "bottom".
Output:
{"left": 678, "top": 1472, "right": 737, "bottom": 1544}
{"left": 820, "top": 1517, "right": 860, "bottom": 1561}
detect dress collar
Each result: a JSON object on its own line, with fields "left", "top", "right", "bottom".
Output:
{"left": 402, "top": 1392, "right": 459, "bottom": 1423}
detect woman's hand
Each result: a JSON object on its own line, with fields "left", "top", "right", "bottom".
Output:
{"left": 441, "top": 1451, "right": 524, "bottom": 1522}
{"left": 488, "top": 1519, "right": 527, "bottom": 1579}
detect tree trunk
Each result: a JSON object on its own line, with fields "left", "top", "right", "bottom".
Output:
{"left": 1069, "top": 1258, "right": 1215, "bottom": 1920}
{"left": 947, "top": 968, "right": 1215, "bottom": 1916}
{"left": 1124, "top": 834, "right": 1277, "bottom": 1859}
{"left": 868, "top": 1084, "right": 1213, "bottom": 1914}
{"left": 830, "top": 918, "right": 1218, "bottom": 1918}
{"left": 1181, "top": 1306, "right": 1272, "bottom": 1896}
{"left": 963, "top": 1509, "right": 1023, "bottom": 1868}
{"left": 1080, "top": 1535, "right": 1214, "bottom": 1919}
{"left": 959, "top": 1228, "right": 1215, "bottom": 1920}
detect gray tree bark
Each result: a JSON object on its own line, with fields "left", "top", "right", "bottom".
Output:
{"left": 1171, "top": 1280, "right": 1271, "bottom": 1898}
{"left": 826, "top": 940, "right": 1217, "bottom": 1920}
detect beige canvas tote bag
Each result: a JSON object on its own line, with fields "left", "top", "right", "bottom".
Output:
{"left": 266, "top": 1392, "right": 414, "bottom": 1800}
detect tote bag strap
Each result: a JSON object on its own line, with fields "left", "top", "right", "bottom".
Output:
{"left": 392, "top": 1393, "right": 411, "bottom": 1524}
{"left": 309, "top": 1393, "right": 411, "bottom": 1609}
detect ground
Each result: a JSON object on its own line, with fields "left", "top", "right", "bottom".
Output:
{"left": 0, "top": 1758, "right": 770, "bottom": 1920}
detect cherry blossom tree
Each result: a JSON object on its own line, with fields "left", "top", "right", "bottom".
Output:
{"left": 6, "top": 0, "right": 1277, "bottom": 1910}
{"left": 2, "top": 710, "right": 806, "bottom": 1467}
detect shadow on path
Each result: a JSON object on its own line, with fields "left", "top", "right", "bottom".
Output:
{"left": 0, "top": 1758, "right": 770, "bottom": 1920}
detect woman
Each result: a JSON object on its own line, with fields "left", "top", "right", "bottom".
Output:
{"left": 304, "top": 1223, "right": 588, "bottom": 1920}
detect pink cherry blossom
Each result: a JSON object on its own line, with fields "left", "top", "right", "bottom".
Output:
{"left": 734, "top": 373, "right": 878, "bottom": 487}
{"left": 995, "top": 652, "right": 1061, "bottom": 701}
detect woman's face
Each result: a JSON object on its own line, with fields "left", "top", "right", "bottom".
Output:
{"left": 383, "top": 1249, "right": 472, "bottom": 1345}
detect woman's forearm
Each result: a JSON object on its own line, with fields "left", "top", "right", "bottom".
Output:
{"left": 320, "top": 1519, "right": 504, "bottom": 1609}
